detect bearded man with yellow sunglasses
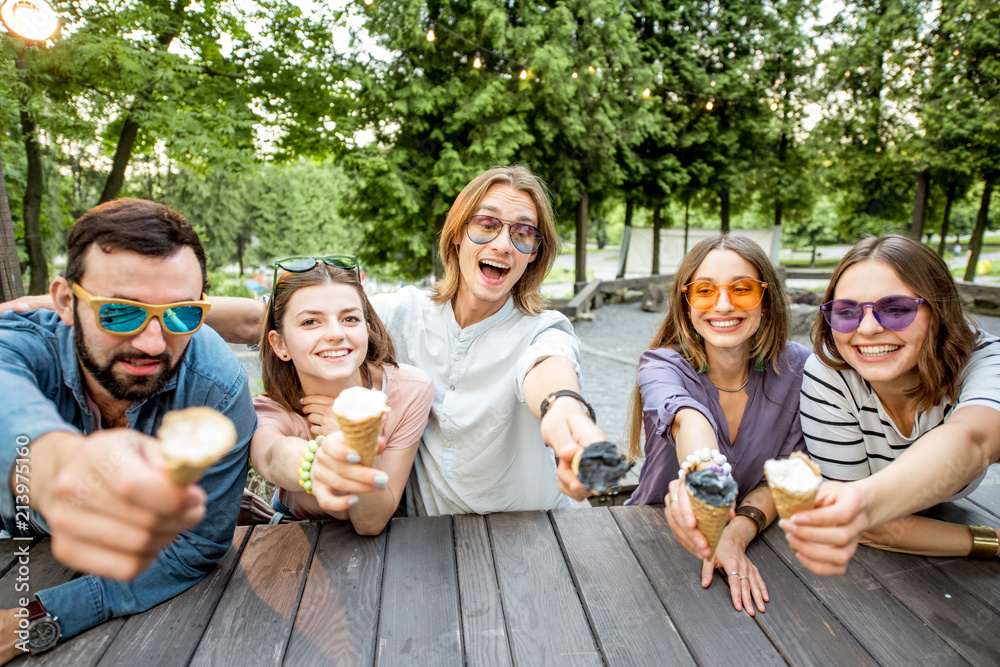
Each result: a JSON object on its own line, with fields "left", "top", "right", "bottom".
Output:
{"left": 0, "top": 199, "right": 254, "bottom": 660}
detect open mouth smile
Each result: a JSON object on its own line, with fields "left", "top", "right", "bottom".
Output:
{"left": 479, "top": 259, "right": 510, "bottom": 283}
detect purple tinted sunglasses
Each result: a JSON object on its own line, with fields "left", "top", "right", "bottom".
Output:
{"left": 820, "top": 295, "right": 926, "bottom": 333}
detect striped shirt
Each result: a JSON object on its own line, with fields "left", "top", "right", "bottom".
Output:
{"left": 799, "top": 332, "right": 1000, "bottom": 499}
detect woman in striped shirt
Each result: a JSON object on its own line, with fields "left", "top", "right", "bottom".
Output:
{"left": 791, "top": 235, "right": 1000, "bottom": 573}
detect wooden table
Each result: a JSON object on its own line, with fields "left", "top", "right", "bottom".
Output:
{"left": 3, "top": 477, "right": 999, "bottom": 666}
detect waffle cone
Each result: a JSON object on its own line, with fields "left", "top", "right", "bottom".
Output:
{"left": 158, "top": 407, "right": 237, "bottom": 486}
{"left": 764, "top": 451, "right": 821, "bottom": 521}
{"left": 334, "top": 413, "right": 384, "bottom": 467}
{"left": 570, "top": 448, "right": 597, "bottom": 497}
{"left": 685, "top": 483, "right": 732, "bottom": 559}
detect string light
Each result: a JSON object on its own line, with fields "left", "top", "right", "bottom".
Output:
{"left": 642, "top": 88, "right": 651, "bottom": 98}
{"left": 710, "top": 79, "right": 716, "bottom": 87}
{"left": 426, "top": 27, "right": 435, "bottom": 42}
{"left": 473, "top": 53, "right": 482, "bottom": 69}
{"left": 363, "top": 0, "right": 373, "bottom": 5}
{"left": 572, "top": 71, "right": 578, "bottom": 78}
{"left": 519, "top": 69, "right": 528, "bottom": 80}
{"left": 844, "top": 70, "right": 850, "bottom": 77}
{"left": 705, "top": 99, "right": 714, "bottom": 111}
{"left": 770, "top": 101, "right": 778, "bottom": 110}
{"left": 588, "top": 65, "right": 596, "bottom": 73}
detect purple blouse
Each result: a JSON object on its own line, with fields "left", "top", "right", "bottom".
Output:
{"left": 625, "top": 341, "right": 810, "bottom": 506}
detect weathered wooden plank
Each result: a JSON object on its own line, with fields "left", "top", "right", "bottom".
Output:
{"left": 284, "top": 521, "right": 387, "bottom": 665}
{"left": 965, "top": 465, "right": 1000, "bottom": 520}
{"left": 487, "top": 511, "right": 601, "bottom": 667}
{"left": 854, "top": 546, "right": 1000, "bottom": 666}
{"left": 611, "top": 506, "right": 784, "bottom": 666}
{"left": 761, "top": 524, "right": 965, "bottom": 666}
{"left": 553, "top": 508, "right": 695, "bottom": 666}
{"left": 0, "top": 539, "right": 75, "bottom": 608}
{"left": 453, "top": 514, "right": 512, "bottom": 667}
{"left": 0, "top": 537, "right": 33, "bottom": 579}
{"left": 1, "top": 540, "right": 119, "bottom": 667}
{"left": 93, "top": 526, "right": 251, "bottom": 666}
{"left": 746, "top": 538, "right": 876, "bottom": 666}
{"left": 376, "top": 515, "right": 462, "bottom": 667}
{"left": 190, "top": 522, "right": 318, "bottom": 667}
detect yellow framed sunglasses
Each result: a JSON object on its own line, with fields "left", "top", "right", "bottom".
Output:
{"left": 70, "top": 282, "right": 211, "bottom": 336}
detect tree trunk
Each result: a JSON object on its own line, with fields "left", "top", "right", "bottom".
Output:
{"left": 575, "top": 189, "right": 588, "bottom": 286}
{"left": 936, "top": 181, "right": 956, "bottom": 257}
{"left": 651, "top": 206, "right": 662, "bottom": 275}
{"left": 775, "top": 131, "right": 787, "bottom": 229}
{"left": 624, "top": 197, "right": 634, "bottom": 229}
{"left": 99, "top": 117, "right": 142, "bottom": 203}
{"left": 810, "top": 245, "right": 817, "bottom": 268}
{"left": 21, "top": 108, "right": 47, "bottom": 295}
{"left": 963, "top": 174, "right": 996, "bottom": 282}
{"left": 98, "top": 5, "right": 188, "bottom": 203}
{"left": 720, "top": 187, "right": 730, "bottom": 233}
{"left": 910, "top": 167, "right": 930, "bottom": 240}
{"left": 0, "top": 154, "right": 23, "bottom": 302}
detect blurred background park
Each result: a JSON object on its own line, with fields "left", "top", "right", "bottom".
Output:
{"left": 1, "top": 0, "right": 998, "bottom": 301}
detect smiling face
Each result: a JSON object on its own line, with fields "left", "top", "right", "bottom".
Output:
{"left": 268, "top": 283, "right": 368, "bottom": 395}
{"left": 830, "top": 259, "right": 930, "bottom": 392}
{"left": 62, "top": 246, "right": 201, "bottom": 404}
{"left": 454, "top": 184, "right": 539, "bottom": 326}
{"left": 687, "top": 249, "right": 763, "bottom": 357}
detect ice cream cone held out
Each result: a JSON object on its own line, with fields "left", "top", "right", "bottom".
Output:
{"left": 679, "top": 449, "right": 739, "bottom": 561}
{"left": 332, "top": 386, "right": 390, "bottom": 467}
{"left": 157, "top": 407, "right": 238, "bottom": 485}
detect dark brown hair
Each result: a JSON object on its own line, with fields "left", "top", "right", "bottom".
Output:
{"left": 260, "top": 264, "right": 397, "bottom": 415}
{"left": 431, "top": 165, "right": 558, "bottom": 315}
{"left": 811, "top": 234, "right": 977, "bottom": 413}
{"left": 66, "top": 198, "right": 208, "bottom": 291}
{"left": 626, "top": 234, "right": 791, "bottom": 460}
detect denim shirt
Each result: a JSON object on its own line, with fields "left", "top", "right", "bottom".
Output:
{"left": 0, "top": 310, "right": 255, "bottom": 641}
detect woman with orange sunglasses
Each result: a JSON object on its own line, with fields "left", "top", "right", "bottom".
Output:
{"left": 624, "top": 234, "right": 809, "bottom": 616}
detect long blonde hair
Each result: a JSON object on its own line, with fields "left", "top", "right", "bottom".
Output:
{"left": 430, "top": 165, "right": 559, "bottom": 315}
{"left": 625, "top": 234, "right": 791, "bottom": 461}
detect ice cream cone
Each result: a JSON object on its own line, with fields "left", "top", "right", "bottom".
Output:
{"left": 764, "top": 451, "right": 821, "bottom": 521}
{"left": 685, "top": 483, "right": 732, "bottom": 559}
{"left": 332, "top": 387, "right": 390, "bottom": 468}
{"left": 157, "top": 407, "right": 237, "bottom": 485}
{"left": 335, "top": 413, "right": 385, "bottom": 467}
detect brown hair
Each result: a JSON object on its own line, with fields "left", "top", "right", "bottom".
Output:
{"left": 626, "top": 234, "right": 791, "bottom": 460}
{"left": 811, "top": 234, "right": 977, "bottom": 413}
{"left": 430, "top": 165, "right": 558, "bottom": 315}
{"left": 260, "top": 264, "right": 397, "bottom": 415}
{"left": 66, "top": 198, "right": 208, "bottom": 291}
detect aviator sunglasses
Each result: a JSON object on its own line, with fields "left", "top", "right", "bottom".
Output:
{"left": 682, "top": 279, "right": 768, "bottom": 311}
{"left": 820, "top": 295, "right": 926, "bottom": 333}
{"left": 464, "top": 215, "right": 543, "bottom": 254}
{"left": 269, "top": 255, "right": 361, "bottom": 312}
{"left": 71, "top": 282, "right": 210, "bottom": 336}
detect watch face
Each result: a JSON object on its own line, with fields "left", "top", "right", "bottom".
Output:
{"left": 28, "top": 619, "right": 60, "bottom": 652}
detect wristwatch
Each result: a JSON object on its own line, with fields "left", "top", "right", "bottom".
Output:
{"left": 25, "top": 599, "right": 60, "bottom": 654}
{"left": 539, "top": 390, "right": 596, "bottom": 423}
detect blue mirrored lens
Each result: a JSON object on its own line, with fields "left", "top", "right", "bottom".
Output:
{"left": 162, "top": 306, "right": 205, "bottom": 333}
{"left": 99, "top": 303, "right": 148, "bottom": 333}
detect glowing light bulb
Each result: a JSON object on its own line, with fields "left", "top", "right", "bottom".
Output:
{"left": 643, "top": 88, "right": 651, "bottom": 98}
{"left": 588, "top": 65, "right": 596, "bottom": 73}
{"left": 364, "top": 0, "right": 373, "bottom": 5}
{"left": 705, "top": 100, "right": 714, "bottom": 111}
{"left": 426, "top": 28, "right": 435, "bottom": 42}
{"left": 844, "top": 70, "right": 850, "bottom": 77}
{"left": 520, "top": 69, "right": 528, "bottom": 80}
{"left": 473, "top": 54, "right": 482, "bottom": 69}
{"left": 710, "top": 79, "right": 716, "bottom": 87}
{"left": 770, "top": 102, "right": 778, "bottom": 111}
{"left": 572, "top": 71, "right": 578, "bottom": 79}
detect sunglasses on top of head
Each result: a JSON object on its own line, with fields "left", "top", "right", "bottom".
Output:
{"left": 71, "top": 282, "right": 210, "bottom": 336}
{"left": 819, "top": 295, "right": 926, "bottom": 333}
{"left": 681, "top": 279, "right": 768, "bottom": 311}
{"left": 464, "top": 215, "right": 543, "bottom": 255}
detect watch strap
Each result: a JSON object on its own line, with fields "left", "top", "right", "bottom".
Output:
{"left": 539, "top": 390, "right": 596, "bottom": 423}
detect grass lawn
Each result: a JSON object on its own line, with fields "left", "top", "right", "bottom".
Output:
{"left": 544, "top": 266, "right": 594, "bottom": 283}
{"left": 779, "top": 258, "right": 842, "bottom": 268}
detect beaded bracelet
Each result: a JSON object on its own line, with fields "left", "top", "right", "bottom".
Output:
{"left": 678, "top": 448, "right": 733, "bottom": 480}
{"left": 297, "top": 435, "right": 323, "bottom": 494}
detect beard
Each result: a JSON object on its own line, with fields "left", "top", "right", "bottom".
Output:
{"left": 73, "top": 309, "right": 187, "bottom": 402}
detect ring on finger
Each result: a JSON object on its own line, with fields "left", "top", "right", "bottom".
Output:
{"left": 728, "top": 571, "right": 738, "bottom": 577}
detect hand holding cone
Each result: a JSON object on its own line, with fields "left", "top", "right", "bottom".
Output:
{"left": 765, "top": 451, "right": 822, "bottom": 523}
{"left": 332, "top": 387, "right": 389, "bottom": 467}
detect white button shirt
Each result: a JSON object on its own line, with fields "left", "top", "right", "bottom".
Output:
{"left": 371, "top": 286, "right": 582, "bottom": 515}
